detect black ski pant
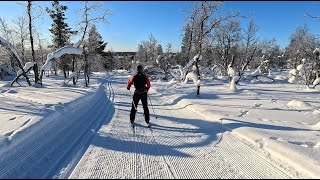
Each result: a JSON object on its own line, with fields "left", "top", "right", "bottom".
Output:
{"left": 130, "top": 92, "right": 150, "bottom": 124}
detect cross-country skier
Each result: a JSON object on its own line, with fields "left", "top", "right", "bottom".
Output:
{"left": 127, "top": 64, "right": 151, "bottom": 127}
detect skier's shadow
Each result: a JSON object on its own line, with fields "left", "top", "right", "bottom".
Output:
{"left": 91, "top": 110, "right": 222, "bottom": 157}
{"left": 92, "top": 131, "right": 193, "bottom": 157}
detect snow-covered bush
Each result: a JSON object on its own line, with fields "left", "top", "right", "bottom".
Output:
{"left": 288, "top": 49, "right": 320, "bottom": 89}
{"left": 155, "top": 54, "right": 174, "bottom": 80}
{"left": 143, "top": 65, "right": 167, "bottom": 80}
{"left": 184, "top": 66, "right": 200, "bottom": 86}
{"left": 243, "top": 60, "right": 274, "bottom": 83}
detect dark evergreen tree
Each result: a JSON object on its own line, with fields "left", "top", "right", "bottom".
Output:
{"left": 87, "top": 25, "right": 108, "bottom": 72}
{"left": 46, "top": 1, "right": 77, "bottom": 78}
{"left": 179, "top": 23, "right": 193, "bottom": 66}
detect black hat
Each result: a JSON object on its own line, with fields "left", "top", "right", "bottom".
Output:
{"left": 137, "top": 65, "right": 143, "bottom": 73}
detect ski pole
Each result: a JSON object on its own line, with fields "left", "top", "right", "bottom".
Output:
{"left": 129, "top": 90, "right": 137, "bottom": 110}
{"left": 148, "top": 93, "right": 158, "bottom": 119}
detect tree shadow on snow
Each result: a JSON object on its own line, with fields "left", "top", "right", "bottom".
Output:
{"left": 221, "top": 118, "right": 315, "bottom": 132}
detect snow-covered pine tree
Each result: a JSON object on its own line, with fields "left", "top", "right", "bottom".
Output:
{"left": 46, "top": 0, "right": 77, "bottom": 78}
{"left": 87, "top": 25, "right": 108, "bottom": 72}
{"left": 179, "top": 23, "right": 193, "bottom": 67}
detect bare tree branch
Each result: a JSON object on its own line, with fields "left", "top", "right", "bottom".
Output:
{"left": 305, "top": 12, "right": 320, "bottom": 19}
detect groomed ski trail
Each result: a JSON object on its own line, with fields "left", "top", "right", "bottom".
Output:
{"left": 70, "top": 74, "right": 296, "bottom": 179}
{"left": 0, "top": 76, "right": 115, "bottom": 179}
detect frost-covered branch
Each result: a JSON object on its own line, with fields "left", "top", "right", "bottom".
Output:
{"left": 40, "top": 44, "right": 83, "bottom": 85}
{"left": 0, "top": 36, "right": 32, "bottom": 86}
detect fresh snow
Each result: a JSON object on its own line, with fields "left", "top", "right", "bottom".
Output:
{"left": 287, "top": 100, "right": 312, "bottom": 109}
{"left": 227, "top": 66, "right": 236, "bottom": 77}
{"left": 17, "top": 62, "right": 36, "bottom": 76}
{"left": 47, "top": 44, "right": 83, "bottom": 61}
{"left": 151, "top": 71, "right": 320, "bottom": 178}
{"left": 289, "top": 69, "right": 297, "bottom": 76}
{"left": 0, "top": 70, "right": 319, "bottom": 179}
{"left": 296, "top": 64, "right": 304, "bottom": 71}
{"left": 41, "top": 44, "right": 83, "bottom": 71}
{"left": 184, "top": 71, "right": 200, "bottom": 86}
{"left": 274, "top": 75, "right": 287, "bottom": 81}
{"left": 313, "top": 78, "right": 320, "bottom": 86}
{"left": 69, "top": 71, "right": 78, "bottom": 78}
{"left": 41, "top": 59, "right": 53, "bottom": 71}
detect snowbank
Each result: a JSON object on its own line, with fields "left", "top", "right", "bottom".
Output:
{"left": 312, "top": 121, "right": 320, "bottom": 130}
{"left": 0, "top": 79, "right": 105, "bottom": 156}
{"left": 287, "top": 100, "right": 312, "bottom": 109}
{"left": 274, "top": 75, "right": 287, "bottom": 81}
{"left": 152, "top": 77, "right": 320, "bottom": 178}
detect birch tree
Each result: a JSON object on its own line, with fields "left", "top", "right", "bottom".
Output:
{"left": 184, "top": 1, "right": 240, "bottom": 95}
{"left": 235, "top": 19, "right": 259, "bottom": 84}
{"left": 76, "top": 1, "right": 110, "bottom": 87}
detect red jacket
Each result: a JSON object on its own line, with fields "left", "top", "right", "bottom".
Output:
{"left": 127, "top": 73, "right": 151, "bottom": 90}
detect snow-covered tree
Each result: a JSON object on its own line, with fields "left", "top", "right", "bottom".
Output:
{"left": 156, "top": 44, "right": 163, "bottom": 56}
{"left": 178, "top": 23, "right": 193, "bottom": 66}
{"left": 46, "top": 0, "right": 77, "bottom": 79}
{"left": 27, "top": 1, "right": 41, "bottom": 84}
{"left": 234, "top": 19, "right": 259, "bottom": 84}
{"left": 0, "top": 37, "right": 32, "bottom": 86}
{"left": 0, "top": 17, "right": 17, "bottom": 68}
{"left": 289, "top": 49, "right": 320, "bottom": 89}
{"left": 136, "top": 34, "right": 162, "bottom": 65}
{"left": 40, "top": 44, "right": 83, "bottom": 85}
{"left": 213, "top": 20, "right": 242, "bottom": 76}
{"left": 156, "top": 54, "right": 173, "bottom": 80}
{"left": 12, "top": 15, "right": 29, "bottom": 63}
{"left": 75, "top": 1, "right": 110, "bottom": 86}
{"left": 87, "top": 25, "right": 108, "bottom": 72}
{"left": 182, "top": 1, "right": 240, "bottom": 95}
{"left": 285, "top": 25, "right": 319, "bottom": 69}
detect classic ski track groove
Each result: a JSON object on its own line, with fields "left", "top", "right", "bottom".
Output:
{"left": 0, "top": 74, "right": 297, "bottom": 179}
{"left": 0, "top": 76, "right": 114, "bottom": 178}
{"left": 70, "top": 75, "right": 295, "bottom": 179}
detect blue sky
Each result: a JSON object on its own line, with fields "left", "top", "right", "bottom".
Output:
{"left": 0, "top": 1, "right": 320, "bottom": 52}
